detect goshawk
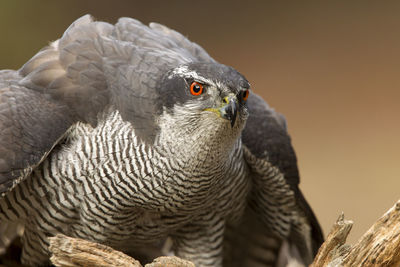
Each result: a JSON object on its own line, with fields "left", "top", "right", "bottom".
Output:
{"left": 0, "top": 15, "right": 323, "bottom": 266}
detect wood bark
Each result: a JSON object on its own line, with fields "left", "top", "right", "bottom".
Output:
{"left": 48, "top": 234, "right": 194, "bottom": 267}
{"left": 312, "top": 200, "right": 400, "bottom": 267}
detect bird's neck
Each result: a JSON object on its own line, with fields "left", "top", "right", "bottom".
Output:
{"left": 155, "top": 117, "right": 242, "bottom": 171}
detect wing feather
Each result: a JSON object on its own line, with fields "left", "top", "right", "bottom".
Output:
{"left": 226, "top": 93, "right": 323, "bottom": 266}
{"left": 0, "top": 71, "right": 74, "bottom": 196}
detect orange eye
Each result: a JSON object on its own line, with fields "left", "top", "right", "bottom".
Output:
{"left": 190, "top": 82, "right": 203, "bottom": 96}
{"left": 242, "top": 89, "right": 250, "bottom": 101}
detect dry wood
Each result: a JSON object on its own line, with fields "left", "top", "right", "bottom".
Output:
{"left": 49, "top": 234, "right": 194, "bottom": 267}
{"left": 49, "top": 234, "right": 141, "bottom": 267}
{"left": 145, "top": 256, "right": 195, "bottom": 267}
{"left": 310, "top": 213, "right": 353, "bottom": 266}
{"left": 312, "top": 200, "right": 400, "bottom": 267}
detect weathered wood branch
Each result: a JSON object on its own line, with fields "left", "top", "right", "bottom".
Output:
{"left": 310, "top": 213, "right": 353, "bottom": 266}
{"left": 312, "top": 200, "right": 400, "bottom": 267}
{"left": 48, "top": 234, "right": 194, "bottom": 267}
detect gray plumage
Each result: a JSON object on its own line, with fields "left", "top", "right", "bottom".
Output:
{"left": 0, "top": 15, "right": 323, "bottom": 266}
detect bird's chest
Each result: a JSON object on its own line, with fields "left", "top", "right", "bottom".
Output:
{"left": 159, "top": 159, "right": 248, "bottom": 215}
{"left": 110, "top": 148, "right": 249, "bottom": 215}
{"left": 87, "top": 164, "right": 249, "bottom": 245}
{"left": 73, "top": 147, "right": 249, "bottom": 241}
{"left": 38, "top": 120, "right": 250, "bottom": 244}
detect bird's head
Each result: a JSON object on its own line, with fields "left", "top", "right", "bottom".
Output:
{"left": 155, "top": 62, "right": 250, "bottom": 148}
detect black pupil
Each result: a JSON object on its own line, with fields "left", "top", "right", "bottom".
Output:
{"left": 193, "top": 84, "right": 201, "bottom": 93}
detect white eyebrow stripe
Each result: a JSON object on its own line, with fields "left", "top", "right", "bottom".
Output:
{"left": 169, "top": 65, "right": 216, "bottom": 86}
{"left": 215, "top": 81, "right": 229, "bottom": 94}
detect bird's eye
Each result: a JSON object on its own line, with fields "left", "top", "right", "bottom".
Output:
{"left": 242, "top": 89, "right": 250, "bottom": 101}
{"left": 190, "top": 82, "right": 204, "bottom": 96}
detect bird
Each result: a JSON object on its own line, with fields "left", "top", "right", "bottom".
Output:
{"left": 0, "top": 15, "right": 323, "bottom": 266}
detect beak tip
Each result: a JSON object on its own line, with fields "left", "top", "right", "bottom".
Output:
{"left": 229, "top": 99, "right": 238, "bottom": 128}
{"left": 219, "top": 96, "right": 238, "bottom": 128}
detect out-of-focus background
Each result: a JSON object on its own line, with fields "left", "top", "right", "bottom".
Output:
{"left": 1, "top": 1, "right": 399, "bottom": 243}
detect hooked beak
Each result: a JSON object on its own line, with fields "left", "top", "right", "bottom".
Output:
{"left": 219, "top": 95, "right": 238, "bottom": 128}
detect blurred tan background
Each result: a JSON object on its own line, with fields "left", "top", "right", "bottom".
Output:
{"left": 1, "top": 1, "right": 399, "bottom": 244}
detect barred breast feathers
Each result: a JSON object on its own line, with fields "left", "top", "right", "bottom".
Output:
{"left": 42, "top": 107, "right": 248, "bottom": 212}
